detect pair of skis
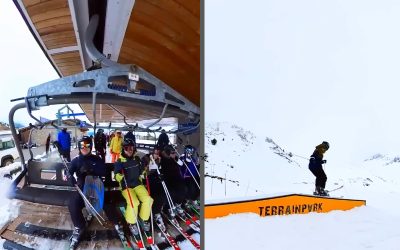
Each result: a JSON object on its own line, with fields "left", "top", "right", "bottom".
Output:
{"left": 161, "top": 212, "right": 200, "bottom": 250}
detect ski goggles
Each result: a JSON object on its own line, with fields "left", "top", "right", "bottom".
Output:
{"left": 79, "top": 141, "right": 91, "bottom": 149}
{"left": 185, "top": 148, "right": 194, "bottom": 155}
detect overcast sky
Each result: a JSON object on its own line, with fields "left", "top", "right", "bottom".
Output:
{"left": 205, "top": 0, "right": 400, "bottom": 163}
{"left": 0, "top": 1, "right": 84, "bottom": 126}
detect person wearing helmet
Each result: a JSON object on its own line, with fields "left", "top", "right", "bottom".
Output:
{"left": 67, "top": 136, "right": 106, "bottom": 248}
{"left": 140, "top": 145, "right": 168, "bottom": 231}
{"left": 94, "top": 129, "right": 107, "bottom": 162}
{"left": 114, "top": 138, "right": 153, "bottom": 236}
{"left": 110, "top": 130, "right": 123, "bottom": 163}
{"left": 159, "top": 145, "right": 188, "bottom": 219}
{"left": 309, "top": 141, "right": 330, "bottom": 196}
{"left": 179, "top": 145, "right": 200, "bottom": 210}
{"left": 124, "top": 126, "right": 136, "bottom": 145}
{"left": 156, "top": 129, "right": 170, "bottom": 151}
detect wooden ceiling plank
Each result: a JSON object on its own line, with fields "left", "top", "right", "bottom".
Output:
{"left": 44, "top": 37, "right": 77, "bottom": 49}
{"left": 30, "top": 7, "right": 71, "bottom": 23}
{"left": 25, "top": 0, "right": 69, "bottom": 17}
{"left": 40, "top": 30, "right": 75, "bottom": 42}
{"left": 57, "top": 60, "right": 81, "bottom": 67}
{"left": 121, "top": 44, "right": 189, "bottom": 78}
{"left": 124, "top": 24, "right": 198, "bottom": 72}
{"left": 132, "top": 10, "right": 197, "bottom": 49}
{"left": 35, "top": 16, "right": 73, "bottom": 30}
{"left": 22, "top": 0, "right": 41, "bottom": 8}
{"left": 143, "top": 0, "right": 198, "bottom": 34}
{"left": 134, "top": 1, "right": 199, "bottom": 44}
{"left": 52, "top": 51, "right": 80, "bottom": 59}
{"left": 38, "top": 23, "right": 73, "bottom": 36}
{"left": 173, "top": 0, "right": 200, "bottom": 18}
{"left": 52, "top": 56, "right": 81, "bottom": 64}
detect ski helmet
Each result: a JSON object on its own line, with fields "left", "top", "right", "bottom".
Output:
{"left": 78, "top": 136, "right": 93, "bottom": 150}
{"left": 122, "top": 138, "right": 135, "bottom": 148}
{"left": 184, "top": 145, "right": 195, "bottom": 155}
{"left": 322, "top": 141, "right": 330, "bottom": 150}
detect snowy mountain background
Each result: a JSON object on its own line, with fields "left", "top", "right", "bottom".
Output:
{"left": 205, "top": 122, "right": 400, "bottom": 249}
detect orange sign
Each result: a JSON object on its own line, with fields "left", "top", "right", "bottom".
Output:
{"left": 205, "top": 194, "right": 366, "bottom": 219}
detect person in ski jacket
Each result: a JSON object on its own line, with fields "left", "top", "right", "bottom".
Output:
{"left": 309, "top": 141, "right": 329, "bottom": 196}
{"left": 156, "top": 129, "right": 170, "bottom": 150}
{"left": 110, "top": 130, "right": 123, "bottom": 163}
{"left": 57, "top": 127, "right": 71, "bottom": 162}
{"left": 114, "top": 138, "right": 153, "bottom": 234}
{"left": 124, "top": 126, "right": 136, "bottom": 145}
{"left": 45, "top": 133, "right": 51, "bottom": 156}
{"left": 179, "top": 145, "right": 200, "bottom": 205}
{"left": 94, "top": 129, "right": 107, "bottom": 162}
{"left": 159, "top": 145, "right": 188, "bottom": 218}
{"left": 67, "top": 136, "right": 106, "bottom": 246}
{"left": 141, "top": 146, "right": 168, "bottom": 231}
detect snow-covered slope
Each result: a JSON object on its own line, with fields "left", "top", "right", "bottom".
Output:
{"left": 205, "top": 122, "right": 400, "bottom": 250}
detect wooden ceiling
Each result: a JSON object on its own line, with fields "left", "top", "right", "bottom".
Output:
{"left": 15, "top": 0, "right": 200, "bottom": 123}
{"left": 119, "top": 0, "right": 200, "bottom": 106}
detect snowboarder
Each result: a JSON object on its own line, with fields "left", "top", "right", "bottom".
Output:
{"left": 309, "top": 141, "right": 329, "bottom": 196}
{"left": 67, "top": 136, "right": 106, "bottom": 249}
{"left": 94, "top": 128, "right": 107, "bottom": 162}
{"left": 114, "top": 138, "right": 153, "bottom": 236}
{"left": 156, "top": 129, "right": 170, "bottom": 150}
{"left": 57, "top": 127, "right": 71, "bottom": 162}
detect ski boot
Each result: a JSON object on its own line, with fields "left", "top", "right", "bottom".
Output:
{"left": 141, "top": 219, "right": 151, "bottom": 233}
{"left": 129, "top": 223, "right": 140, "bottom": 237}
{"left": 69, "top": 227, "right": 82, "bottom": 250}
{"left": 314, "top": 186, "right": 329, "bottom": 197}
{"left": 154, "top": 213, "right": 166, "bottom": 232}
{"left": 175, "top": 204, "right": 188, "bottom": 219}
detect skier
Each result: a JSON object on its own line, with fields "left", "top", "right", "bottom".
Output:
{"left": 179, "top": 145, "right": 200, "bottom": 210}
{"left": 124, "top": 126, "right": 136, "bottom": 145}
{"left": 67, "top": 136, "right": 106, "bottom": 249}
{"left": 57, "top": 127, "right": 71, "bottom": 162}
{"left": 110, "top": 130, "right": 123, "bottom": 163}
{"left": 159, "top": 145, "right": 188, "bottom": 219}
{"left": 94, "top": 128, "right": 107, "bottom": 162}
{"left": 156, "top": 129, "right": 170, "bottom": 150}
{"left": 114, "top": 138, "right": 153, "bottom": 236}
{"left": 141, "top": 146, "right": 168, "bottom": 231}
{"left": 309, "top": 141, "right": 329, "bottom": 196}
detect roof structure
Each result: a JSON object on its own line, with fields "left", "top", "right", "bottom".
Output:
{"left": 13, "top": 0, "right": 200, "bottom": 123}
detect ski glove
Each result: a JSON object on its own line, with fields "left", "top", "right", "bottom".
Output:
{"left": 321, "top": 160, "right": 327, "bottom": 164}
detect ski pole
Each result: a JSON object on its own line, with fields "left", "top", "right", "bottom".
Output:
{"left": 188, "top": 156, "right": 200, "bottom": 176}
{"left": 180, "top": 158, "right": 200, "bottom": 189}
{"left": 145, "top": 174, "right": 155, "bottom": 242}
{"left": 120, "top": 168, "right": 145, "bottom": 247}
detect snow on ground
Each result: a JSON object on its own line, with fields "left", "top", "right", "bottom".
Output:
{"left": 205, "top": 122, "right": 400, "bottom": 250}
